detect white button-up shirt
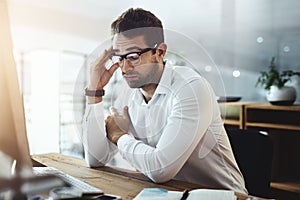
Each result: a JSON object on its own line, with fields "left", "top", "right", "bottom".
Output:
{"left": 82, "top": 64, "right": 247, "bottom": 194}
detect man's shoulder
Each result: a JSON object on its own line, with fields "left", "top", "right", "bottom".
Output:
{"left": 171, "top": 65, "right": 202, "bottom": 80}
{"left": 169, "top": 65, "right": 206, "bottom": 87}
{"left": 158, "top": 65, "right": 208, "bottom": 99}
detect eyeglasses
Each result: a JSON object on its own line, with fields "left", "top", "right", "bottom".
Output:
{"left": 110, "top": 44, "right": 157, "bottom": 67}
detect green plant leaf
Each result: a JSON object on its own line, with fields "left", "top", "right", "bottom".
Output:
{"left": 256, "top": 57, "right": 300, "bottom": 90}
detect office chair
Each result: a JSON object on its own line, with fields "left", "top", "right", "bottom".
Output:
{"left": 226, "top": 129, "right": 274, "bottom": 198}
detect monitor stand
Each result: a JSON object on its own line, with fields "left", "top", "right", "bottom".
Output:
{"left": 0, "top": 164, "right": 66, "bottom": 200}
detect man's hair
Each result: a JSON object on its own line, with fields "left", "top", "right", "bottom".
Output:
{"left": 111, "top": 8, "right": 164, "bottom": 47}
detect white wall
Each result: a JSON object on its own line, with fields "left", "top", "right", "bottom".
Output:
{"left": 8, "top": 0, "right": 300, "bottom": 104}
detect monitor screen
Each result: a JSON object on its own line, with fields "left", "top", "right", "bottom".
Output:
{"left": 0, "top": 0, "right": 32, "bottom": 177}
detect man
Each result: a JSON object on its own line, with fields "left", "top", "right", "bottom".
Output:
{"left": 82, "top": 8, "right": 247, "bottom": 194}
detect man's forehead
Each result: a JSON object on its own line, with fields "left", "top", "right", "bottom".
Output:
{"left": 112, "top": 34, "right": 146, "bottom": 52}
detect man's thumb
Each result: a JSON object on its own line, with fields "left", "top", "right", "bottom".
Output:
{"left": 123, "top": 106, "right": 129, "bottom": 119}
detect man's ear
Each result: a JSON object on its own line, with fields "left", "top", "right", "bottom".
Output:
{"left": 156, "top": 43, "right": 167, "bottom": 58}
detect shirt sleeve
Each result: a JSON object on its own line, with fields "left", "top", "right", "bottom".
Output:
{"left": 81, "top": 102, "right": 118, "bottom": 167}
{"left": 117, "top": 78, "right": 214, "bottom": 183}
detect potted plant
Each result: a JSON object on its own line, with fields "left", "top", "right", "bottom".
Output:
{"left": 256, "top": 57, "right": 300, "bottom": 105}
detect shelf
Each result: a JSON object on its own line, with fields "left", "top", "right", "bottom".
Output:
{"left": 221, "top": 102, "right": 300, "bottom": 131}
{"left": 245, "top": 122, "right": 300, "bottom": 131}
{"left": 245, "top": 103, "right": 300, "bottom": 131}
{"left": 219, "top": 102, "right": 246, "bottom": 129}
{"left": 245, "top": 103, "right": 300, "bottom": 111}
{"left": 271, "top": 181, "right": 300, "bottom": 193}
{"left": 224, "top": 119, "right": 240, "bottom": 126}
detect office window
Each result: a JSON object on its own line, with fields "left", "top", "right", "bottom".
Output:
{"left": 15, "top": 50, "right": 87, "bottom": 158}
{"left": 59, "top": 52, "right": 87, "bottom": 157}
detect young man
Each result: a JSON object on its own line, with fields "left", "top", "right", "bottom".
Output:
{"left": 82, "top": 8, "right": 247, "bottom": 194}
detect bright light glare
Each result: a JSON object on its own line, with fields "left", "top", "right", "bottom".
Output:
{"left": 204, "top": 65, "right": 212, "bottom": 72}
{"left": 232, "top": 70, "right": 241, "bottom": 77}
{"left": 283, "top": 46, "right": 290, "bottom": 52}
{"left": 256, "top": 36, "right": 264, "bottom": 43}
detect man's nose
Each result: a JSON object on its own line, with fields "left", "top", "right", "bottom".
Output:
{"left": 121, "top": 59, "right": 134, "bottom": 73}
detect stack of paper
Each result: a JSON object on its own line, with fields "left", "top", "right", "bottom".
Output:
{"left": 134, "top": 188, "right": 236, "bottom": 200}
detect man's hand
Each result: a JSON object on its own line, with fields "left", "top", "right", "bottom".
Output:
{"left": 105, "top": 106, "right": 131, "bottom": 145}
{"left": 88, "top": 47, "right": 119, "bottom": 104}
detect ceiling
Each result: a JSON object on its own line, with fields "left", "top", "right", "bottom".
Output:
{"left": 6, "top": 0, "right": 231, "bottom": 54}
{"left": 6, "top": 0, "right": 300, "bottom": 69}
{"left": 7, "top": 0, "right": 131, "bottom": 54}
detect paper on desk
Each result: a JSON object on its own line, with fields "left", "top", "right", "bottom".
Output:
{"left": 186, "top": 189, "right": 236, "bottom": 200}
{"left": 133, "top": 188, "right": 180, "bottom": 200}
{"left": 133, "top": 188, "right": 236, "bottom": 200}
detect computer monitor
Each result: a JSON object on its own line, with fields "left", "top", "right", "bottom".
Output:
{"left": 0, "top": 2, "right": 67, "bottom": 199}
{"left": 0, "top": 0, "right": 32, "bottom": 175}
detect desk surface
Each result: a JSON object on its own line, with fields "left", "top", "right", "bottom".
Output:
{"left": 31, "top": 153, "right": 265, "bottom": 200}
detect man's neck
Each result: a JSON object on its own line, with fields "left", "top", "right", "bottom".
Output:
{"left": 140, "top": 61, "right": 165, "bottom": 103}
{"left": 140, "top": 84, "right": 158, "bottom": 103}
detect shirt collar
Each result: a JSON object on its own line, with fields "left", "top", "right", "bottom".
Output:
{"left": 131, "top": 61, "right": 173, "bottom": 103}
{"left": 153, "top": 61, "right": 172, "bottom": 95}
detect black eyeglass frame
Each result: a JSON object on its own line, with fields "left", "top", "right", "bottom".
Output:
{"left": 110, "top": 44, "right": 158, "bottom": 64}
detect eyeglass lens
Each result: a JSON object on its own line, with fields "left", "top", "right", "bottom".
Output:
{"left": 110, "top": 47, "right": 155, "bottom": 67}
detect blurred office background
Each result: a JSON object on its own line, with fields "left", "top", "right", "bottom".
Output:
{"left": 7, "top": 0, "right": 300, "bottom": 156}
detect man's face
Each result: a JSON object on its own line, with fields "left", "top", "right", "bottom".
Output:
{"left": 112, "top": 34, "right": 161, "bottom": 88}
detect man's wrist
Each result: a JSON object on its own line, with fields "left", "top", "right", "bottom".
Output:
{"left": 85, "top": 86, "right": 105, "bottom": 104}
{"left": 85, "top": 87, "right": 105, "bottom": 97}
{"left": 87, "top": 96, "right": 103, "bottom": 104}
{"left": 112, "top": 133, "right": 127, "bottom": 145}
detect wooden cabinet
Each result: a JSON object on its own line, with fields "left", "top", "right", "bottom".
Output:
{"left": 220, "top": 102, "right": 300, "bottom": 196}
{"left": 220, "top": 102, "right": 300, "bottom": 131}
{"left": 244, "top": 103, "right": 300, "bottom": 131}
{"left": 219, "top": 102, "right": 245, "bottom": 129}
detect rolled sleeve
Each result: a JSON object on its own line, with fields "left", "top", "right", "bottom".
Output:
{"left": 82, "top": 102, "right": 117, "bottom": 167}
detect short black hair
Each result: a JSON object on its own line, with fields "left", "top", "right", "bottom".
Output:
{"left": 111, "top": 8, "right": 164, "bottom": 46}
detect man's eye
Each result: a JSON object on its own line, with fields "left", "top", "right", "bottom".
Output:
{"left": 126, "top": 53, "right": 139, "bottom": 61}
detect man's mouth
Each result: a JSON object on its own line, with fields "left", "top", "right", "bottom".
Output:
{"left": 124, "top": 74, "right": 138, "bottom": 81}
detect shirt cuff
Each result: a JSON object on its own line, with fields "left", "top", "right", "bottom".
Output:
{"left": 117, "top": 134, "right": 134, "bottom": 149}
{"left": 86, "top": 101, "right": 103, "bottom": 115}
{"left": 87, "top": 101, "right": 103, "bottom": 109}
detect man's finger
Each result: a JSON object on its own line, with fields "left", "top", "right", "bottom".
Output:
{"left": 108, "top": 62, "right": 120, "bottom": 75}
{"left": 122, "top": 106, "right": 129, "bottom": 120}
{"left": 94, "top": 47, "right": 114, "bottom": 71}
{"left": 110, "top": 107, "right": 119, "bottom": 116}
{"left": 105, "top": 115, "right": 111, "bottom": 123}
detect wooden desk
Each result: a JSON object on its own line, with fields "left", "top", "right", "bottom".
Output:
{"left": 31, "top": 153, "right": 265, "bottom": 200}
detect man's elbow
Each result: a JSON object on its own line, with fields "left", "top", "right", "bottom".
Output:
{"left": 147, "top": 169, "right": 176, "bottom": 183}
{"left": 85, "top": 160, "right": 104, "bottom": 168}
{"left": 85, "top": 155, "right": 105, "bottom": 168}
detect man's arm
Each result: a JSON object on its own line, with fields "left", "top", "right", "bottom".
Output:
{"left": 108, "top": 78, "right": 215, "bottom": 182}
{"left": 82, "top": 103, "right": 118, "bottom": 167}
{"left": 81, "top": 47, "right": 120, "bottom": 167}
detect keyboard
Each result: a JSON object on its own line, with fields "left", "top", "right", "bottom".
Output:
{"left": 33, "top": 167, "right": 103, "bottom": 195}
